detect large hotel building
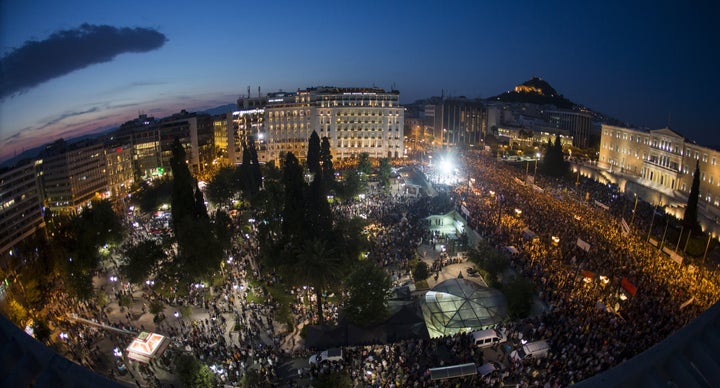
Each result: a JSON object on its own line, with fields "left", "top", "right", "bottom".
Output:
{"left": 223, "top": 87, "right": 404, "bottom": 165}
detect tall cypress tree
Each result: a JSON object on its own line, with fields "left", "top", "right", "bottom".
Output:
{"left": 307, "top": 131, "right": 322, "bottom": 176}
{"left": 193, "top": 181, "right": 209, "bottom": 221}
{"left": 683, "top": 160, "right": 702, "bottom": 235}
{"left": 281, "top": 152, "right": 307, "bottom": 244}
{"left": 320, "top": 136, "right": 335, "bottom": 186}
{"left": 170, "top": 138, "right": 195, "bottom": 236}
{"left": 248, "top": 135, "right": 262, "bottom": 192}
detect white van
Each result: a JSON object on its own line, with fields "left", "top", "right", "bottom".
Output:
{"left": 308, "top": 348, "right": 343, "bottom": 365}
{"left": 509, "top": 340, "right": 550, "bottom": 362}
{"left": 471, "top": 328, "right": 507, "bottom": 348}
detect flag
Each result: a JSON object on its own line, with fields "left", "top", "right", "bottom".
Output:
{"left": 621, "top": 277, "right": 637, "bottom": 296}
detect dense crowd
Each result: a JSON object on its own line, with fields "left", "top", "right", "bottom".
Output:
{"left": 45, "top": 151, "right": 720, "bottom": 387}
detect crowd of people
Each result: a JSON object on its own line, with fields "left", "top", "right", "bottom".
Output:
{"left": 45, "top": 149, "right": 720, "bottom": 387}
{"left": 453, "top": 151, "right": 720, "bottom": 385}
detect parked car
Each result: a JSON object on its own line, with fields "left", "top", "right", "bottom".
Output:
{"left": 308, "top": 348, "right": 343, "bottom": 365}
{"left": 471, "top": 328, "right": 507, "bottom": 348}
{"left": 509, "top": 340, "right": 550, "bottom": 362}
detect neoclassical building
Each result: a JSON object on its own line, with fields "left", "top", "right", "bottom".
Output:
{"left": 261, "top": 87, "right": 404, "bottom": 165}
{"left": 599, "top": 124, "right": 720, "bottom": 220}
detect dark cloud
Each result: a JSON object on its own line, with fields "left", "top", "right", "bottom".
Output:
{"left": 0, "top": 24, "right": 167, "bottom": 99}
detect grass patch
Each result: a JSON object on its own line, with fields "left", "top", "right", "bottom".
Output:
{"left": 265, "top": 284, "right": 295, "bottom": 330}
{"left": 415, "top": 279, "right": 430, "bottom": 290}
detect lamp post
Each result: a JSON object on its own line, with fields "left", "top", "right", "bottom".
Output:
{"left": 660, "top": 217, "right": 670, "bottom": 250}
{"left": 675, "top": 226, "right": 684, "bottom": 252}
{"left": 703, "top": 234, "right": 713, "bottom": 263}
{"left": 647, "top": 205, "right": 657, "bottom": 241}
{"left": 630, "top": 193, "right": 638, "bottom": 225}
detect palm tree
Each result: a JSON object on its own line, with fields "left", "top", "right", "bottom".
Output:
{"left": 291, "top": 238, "right": 343, "bottom": 325}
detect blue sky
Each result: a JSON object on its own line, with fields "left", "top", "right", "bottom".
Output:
{"left": 1, "top": 0, "right": 719, "bottom": 162}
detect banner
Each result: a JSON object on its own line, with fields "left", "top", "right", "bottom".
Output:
{"left": 514, "top": 177, "right": 525, "bottom": 186}
{"left": 577, "top": 238, "right": 591, "bottom": 252}
{"left": 532, "top": 184, "right": 544, "bottom": 193}
{"left": 649, "top": 238, "right": 658, "bottom": 247}
{"left": 620, "top": 218, "right": 630, "bottom": 235}
{"left": 621, "top": 277, "right": 637, "bottom": 296}
{"left": 594, "top": 200, "right": 609, "bottom": 211}
{"left": 460, "top": 205, "right": 470, "bottom": 218}
{"left": 679, "top": 296, "right": 694, "bottom": 310}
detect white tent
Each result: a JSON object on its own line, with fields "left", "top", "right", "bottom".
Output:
{"left": 421, "top": 278, "right": 507, "bottom": 338}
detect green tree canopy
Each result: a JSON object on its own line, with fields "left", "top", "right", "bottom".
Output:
{"left": 205, "top": 166, "right": 239, "bottom": 205}
{"left": 281, "top": 152, "right": 307, "bottom": 246}
{"left": 121, "top": 239, "right": 165, "bottom": 284}
{"left": 320, "top": 136, "right": 335, "bottom": 188}
{"left": 175, "top": 354, "right": 215, "bottom": 388}
{"left": 357, "top": 152, "right": 372, "bottom": 175}
{"left": 343, "top": 260, "right": 391, "bottom": 327}
{"left": 378, "top": 158, "right": 392, "bottom": 188}
{"left": 288, "top": 238, "right": 343, "bottom": 325}
{"left": 307, "top": 130, "right": 322, "bottom": 176}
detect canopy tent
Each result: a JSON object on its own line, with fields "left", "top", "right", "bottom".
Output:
{"left": 421, "top": 278, "right": 507, "bottom": 338}
{"left": 425, "top": 211, "right": 466, "bottom": 238}
{"left": 126, "top": 332, "right": 170, "bottom": 364}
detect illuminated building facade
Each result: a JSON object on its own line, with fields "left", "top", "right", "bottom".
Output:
{"left": 213, "top": 112, "right": 233, "bottom": 164}
{"left": 0, "top": 162, "right": 44, "bottom": 256}
{"left": 545, "top": 109, "right": 592, "bottom": 148}
{"left": 232, "top": 107, "right": 267, "bottom": 163}
{"left": 38, "top": 140, "right": 107, "bottom": 214}
{"left": 104, "top": 145, "right": 134, "bottom": 202}
{"left": 112, "top": 114, "right": 162, "bottom": 179}
{"left": 156, "top": 111, "right": 214, "bottom": 175}
{"left": 262, "top": 87, "right": 404, "bottom": 164}
{"left": 424, "top": 97, "right": 486, "bottom": 147}
{"left": 599, "top": 124, "right": 720, "bottom": 219}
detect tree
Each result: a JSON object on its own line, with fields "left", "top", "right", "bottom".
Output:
{"left": 170, "top": 137, "right": 221, "bottom": 283}
{"left": 683, "top": 160, "right": 702, "bottom": 236}
{"left": 239, "top": 136, "right": 262, "bottom": 201}
{"left": 320, "top": 136, "right": 335, "bottom": 187}
{"left": 248, "top": 135, "right": 263, "bottom": 194}
{"left": 503, "top": 276, "right": 534, "bottom": 319}
{"left": 343, "top": 260, "right": 391, "bottom": 327}
{"left": 357, "top": 152, "right": 372, "bottom": 175}
{"left": 289, "top": 238, "right": 343, "bottom": 325}
{"left": 135, "top": 177, "right": 173, "bottom": 212}
{"left": 170, "top": 138, "right": 196, "bottom": 236}
{"left": 193, "top": 181, "right": 209, "bottom": 222}
{"left": 205, "top": 166, "right": 239, "bottom": 205}
{"left": 307, "top": 130, "right": 322, "bottom": 176}
{"left": 413, "top": 260, "right": 430, "bottom": 281}
{"left": 378, "top": 158, "right": 392, "bottom": 188}
{"left": 213, "top": 209, "right": 234, "bottom": 253}
{"left": 121, "top": 240, "right": 165, "bottom": 284}
{"left": 281, "top": 152, "right": 307, "bottom": 245}
{"left": 337, "top": 170, "right": 363, "bottom": 200}
{"left": 175, "top": 354, "right": 215, "bottom": 388}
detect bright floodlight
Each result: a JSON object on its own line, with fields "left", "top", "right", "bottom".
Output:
{"left": 440, "top": 159, "right": 453, "bottom": 175}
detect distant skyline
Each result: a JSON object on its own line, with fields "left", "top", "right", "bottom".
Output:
{"left": 2, "top": 0, "right": 719, "bottom": 163}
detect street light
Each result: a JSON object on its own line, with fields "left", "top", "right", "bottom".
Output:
{"left": 630, "top": 193, "right": 638, "bottom": 225}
